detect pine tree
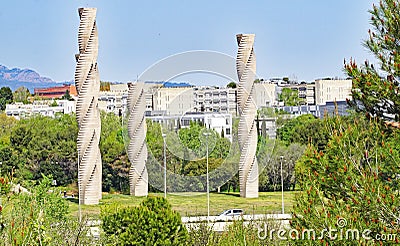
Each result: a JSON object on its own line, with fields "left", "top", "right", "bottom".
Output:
{"left": 290, "top": 115, "right": 400, "bottom": 245}
{"left": 345, "top": 0, "right": 400, "bottom": 121}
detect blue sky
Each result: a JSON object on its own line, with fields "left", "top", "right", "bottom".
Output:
{"left": 0, "top": 0, "right": 377, "bottom": 86}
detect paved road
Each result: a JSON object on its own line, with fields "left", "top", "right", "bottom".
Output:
{"left": 182, "top": 214, "right": 292, "bottom": 232}
{"left": 87, "top": 214, "right": 292, "bottom": 237}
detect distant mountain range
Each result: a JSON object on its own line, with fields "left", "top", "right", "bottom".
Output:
{"left": 0, "top": 64, "right": 195, "bottom": 93}
{"left": 0, "top": 64, "right": 72, "bottom": 92}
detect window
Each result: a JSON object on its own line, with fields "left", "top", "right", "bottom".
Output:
{"left": 226, "top": 128, "right": 231, "bottom": 135}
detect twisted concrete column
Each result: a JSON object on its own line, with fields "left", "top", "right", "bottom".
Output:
{"left": 75, "top": 8, "right": 102, "bottom": 205}
{"left": 236, "top": 34, "right": 258, "bottom": 198}
{"left": 127, "top": 82, "right": 148, "bottom": 196}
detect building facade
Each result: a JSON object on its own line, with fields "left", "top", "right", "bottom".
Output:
{"left": 193, "top": 86, "right": 237, "bottom": 114}
{"left": 34, "top": 84, "right": 77, "bottom": 99}
{"left": 255, "top": 117, "right": 277, "bottom": 139}
{"left": 5, "top": 100, "right": 75, "bottom": 120}
{"left": 147, "top": 112, "right": 233, "bottom": 142}
{"left": 153, "top": 86, "right": 194, "bottom": 115}
{"left": 276, "top": 101, "right": 350, "bottom": 118}
{"left": 254, "top": 82, "right": 276, "bottom": 108}
{"left": 97, "top": 81, "right": 277, "bottom": 117}
{"left": 315, "top": 79, "right": 352, "bottom": 105}
{"left": 98, "top": 83, "right": 128, "bottom": 115}
{"left": 276, "top": 83, "right": 315, "bottom": 106}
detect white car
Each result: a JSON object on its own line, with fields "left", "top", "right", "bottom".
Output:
{"left": 218, "top": 209, "right": 244, "bottom": 218}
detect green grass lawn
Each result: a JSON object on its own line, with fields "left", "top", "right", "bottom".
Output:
{"left": 67, "top": 191, "right": 297, "bottom": 218}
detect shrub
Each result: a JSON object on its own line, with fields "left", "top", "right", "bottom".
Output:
{"left": 102, "top": 196, "right": 188, "bottom": 245}
{"left": 0, "top": 175, "right": 97, "bottom": 245}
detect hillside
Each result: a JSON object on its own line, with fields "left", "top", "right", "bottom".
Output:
{"left": 0, "top": 64, "right": 71, "bottom": 92}
{"left": 0, "top": 64, "right": 53, "bottom": 83}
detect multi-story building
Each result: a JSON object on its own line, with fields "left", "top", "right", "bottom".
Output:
{"left": 147, "top": 112, "right": 233, "bottom": 142}
{"left": 254, "top": 82, "right": 276, "bottom": 107}
{"left": 98, "top": 83, "right": 128, "bottom": 115}
{"left": 255, "top": 117, "right": 277, "bottom": 139}
{"left": 5, "top": 100, "right": 76, "bottom": 120}
{"left": 192, "top": 82, "right": 276, "bottom": 115}
{"left": 293, "top": 83, "right": 315, "bottom": 105}
{"left": 143, "top": 82, "right": 163, "bottom": 111}
{"left": 277, "top": 83, "right": 315, "bottom": 105}
{"left": 276, "top": 79, "right": 352, "bottom": 106}
{"left": 34, "top": 84, "right": 77, "bottom": 99}
{"left": 276, "top": 101, "right": 349, "bottom": 118}
{"left": 193, "top": 86, "right": 237, "bottom": 114}
{"left": 153, "top": 84, "right": 194, "bottom": 115}
{"left": 315, "top": 79, "right": 352, "bottom": 105}
{"left": 96, "top": 81, "right": 278, "bottom": 117}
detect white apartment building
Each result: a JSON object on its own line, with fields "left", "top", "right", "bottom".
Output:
{"left": 192, "top": 83, "right": 276, "bottom": 115}
{"left": 143, "top": 82, "right": 163, "bottom": 111}
{"left": 147, "top": 112, "right": 233, "bottom": 142}
{"left": 5, "top": 100, "right": 76, "bottom": 120}
{"left": 254, "top": 82, "right": 276, "bottom": 107}
{"left": 96, "top": 81, "right": 278, "bottom": 117}
{"left": 153, "top": 86, "right": 194, "bottom": 115}
{"left": 302, "top": 84, "right": 316, "bottom": 105}
{"left": 315, "top": 79, "right": 352, "bottom": 105}
{"left": 193, "top": 86, "right": 237, "bottom": 114}
{"left": 277, "top": 83, "right": 315, "bottom": 105}
{"left": 98, "top": 83, "right": 128, "bottom": 115}
{"left": 256, "top": 117, "right": 277, "bottom": 139}
{"left": 97, "top": 82, "right": 193, "bottom": 116}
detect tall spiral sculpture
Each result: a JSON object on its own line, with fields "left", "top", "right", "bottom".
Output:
{"left": 236, "top": 34, "right": 258, "bottom": 198}
{"left": 75, "top": 8, "right": 102, "bottom": 205}
{"left": 127, "top": 82, "right": 148, "bottom": 196}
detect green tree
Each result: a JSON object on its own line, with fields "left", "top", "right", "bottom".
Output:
{"left": 13, "top": 86, "right": 30, "bottom": 104}
{"left": 100, "top": 81, "right": 111, "bottom": 91}
{"left": 277, "top": 114, "right": 329, "bottom": 150}
{"left": 9, "top": 114, "right": 78, "bottom": 185}
{"left": 100, "top": 112, "right": 129, "bottom": 193}
{"left": 226, "top": 82, "right": 237, "bottom": 88}
{"left": 278, "top": 88, "right": 304, "bottom": 106}
{"left": 345, "top": 0, "right": 400, "bottom": 121}
{"left": 0, "top": 113, "right": 17, "bottom": 148}
{"left": 0, "top": 87, "right": 13, "bottom": 111}
{"left": 101, "top": 196, "right": 188, "bottom": 245}
{"left": 61, "top": 89, "right": 72, "bottom": 100}
{"left": 291, "top": 115, "right": 400, "bottom": 245}
{"left": 258, "top": 139, "right": 305, "bottom": 192}
{"left": 50, "top": 100, "right": 58, "bottom": 107}
{"left": 147, "top": 121, "right": 231, "bottom": 176}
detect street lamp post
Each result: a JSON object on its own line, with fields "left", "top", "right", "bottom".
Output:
{"left": 203, "top": 131, "right": 211, "bottom": 223}
{"left": 162, "top": 133, "right": 167, "bottom": 198}
{"left": 280, "top": 156, "right": 285, "bottom": 214}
